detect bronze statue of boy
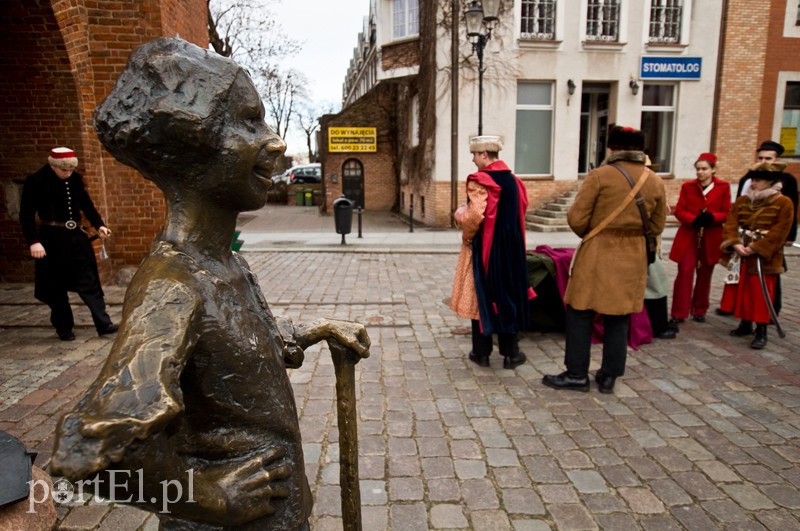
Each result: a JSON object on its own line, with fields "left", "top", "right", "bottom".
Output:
{"left": 51, "top": 38, "right": 369, "bottom": 530}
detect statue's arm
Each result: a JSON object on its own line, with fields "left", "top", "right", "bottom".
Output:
{"left": 52, "top": 279, "right": 201, "bottom": 479}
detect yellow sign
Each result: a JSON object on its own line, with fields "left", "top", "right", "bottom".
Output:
{"left": 328, "top": 127, "right": 377, "bottom": 153}
{"left": 780, "top": 127, "right": 797, "bottom": 156}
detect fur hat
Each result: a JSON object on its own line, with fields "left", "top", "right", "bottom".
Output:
{"left": 746, "top": 161, "right": 787, "bottom": 183}
{"left": 756, "top": 140, "right": 784, "bottom": 156}
{"left": 469, "top": 135, "right": 503, "bottom": 153}
{"left": 48, "top": 147, "right": 78, "bottom": 169}
{"left": 607, "top": 125, "right": 644, "bottom": 151}
{"left": 695, "top": 152, "right": 718, "bottom": 167}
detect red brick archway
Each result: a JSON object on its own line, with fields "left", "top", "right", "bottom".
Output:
{"left": 0, "top": 0, "right": 207, "bottom": 282}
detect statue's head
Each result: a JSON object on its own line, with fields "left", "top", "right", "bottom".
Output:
{"left": 95, "top": 38, "right": 285, "bottom": 211}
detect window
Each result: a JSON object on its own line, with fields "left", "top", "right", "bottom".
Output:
{"left": 586, "top": 0, "right": 620, "bottom": 42}
{"left": 393, "top": 0, "right": 419, "bottom": 39}
{"left": 640, "top": 84, "right": 675, "bottom": 173}
{"left": 515, "top": 82, "right": 553, "bottom": 175}
{"left": 649, "top": 0, "right": 682, "bottom": 43}
{"left": 782, "top": 81, "right": 800, "bottom": 157}
{"left": 521, "top": 0, "right": 557, "bottom": 40}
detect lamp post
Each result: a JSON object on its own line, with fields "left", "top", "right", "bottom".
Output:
{"left": 465, "top": 0, "right": 500, "bottom": 135}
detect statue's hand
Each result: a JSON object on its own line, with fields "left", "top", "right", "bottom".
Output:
{"left": 195, "top": 446, "right": 292, "bottom": 524}
{"left": 276, "top": 315, "right": 305, "bottom": 368}
{"left": 322, "top": 320, "right": 371, "bottom": 358}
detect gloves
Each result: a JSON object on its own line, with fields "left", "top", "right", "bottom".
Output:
{"left": 691, "top": 211, "right": 714, "bottom": 229}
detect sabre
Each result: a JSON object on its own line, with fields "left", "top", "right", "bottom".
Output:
{"left": 749, "top": 230, "right": 786, "bottom": 339}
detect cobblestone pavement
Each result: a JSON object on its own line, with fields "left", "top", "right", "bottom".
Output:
{"left": 1, "top": 209, "right": 800, "bottom": 529}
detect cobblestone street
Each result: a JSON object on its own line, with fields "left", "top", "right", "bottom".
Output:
{"left": 1, "top": 210, "right": 800, "bottom": 529}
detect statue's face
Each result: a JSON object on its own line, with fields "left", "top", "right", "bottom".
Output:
{"left": 205, "top": 70, "right": 286, "bottom": 212}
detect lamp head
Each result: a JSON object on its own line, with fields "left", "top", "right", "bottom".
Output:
{"left": 629, "top": 79, "right": 640, "bottom": 96}
{"left": 465, "top": 0, "right": 484, "bottom": 38}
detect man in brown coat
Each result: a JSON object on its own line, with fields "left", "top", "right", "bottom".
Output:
{"left": 543, "top": 126, "right": 667, "bottom": 393}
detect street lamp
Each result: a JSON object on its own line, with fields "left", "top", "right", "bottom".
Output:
{"left": 465, "top": 0, "right": 500, "bottom": 135}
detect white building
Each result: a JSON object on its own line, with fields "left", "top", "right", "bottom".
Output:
{"left": 336, "top": 0, "right": 722, "bottom": 226}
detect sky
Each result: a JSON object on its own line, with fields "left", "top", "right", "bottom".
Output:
{"left": 272, "top": 0, "right": 371, "bottom": 157}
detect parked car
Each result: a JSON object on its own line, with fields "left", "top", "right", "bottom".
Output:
{"left": 271, "top": 170, "right": 291, "bottom": 185}
{"left": 287, "top": 163, "right": 321, "bottom": 184}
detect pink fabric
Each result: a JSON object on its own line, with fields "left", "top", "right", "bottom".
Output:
{"left": 532, "top": 245, "right": 652, "bottom": 350}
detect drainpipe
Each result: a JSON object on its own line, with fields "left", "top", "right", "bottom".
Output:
{"left": 450, "top": 0, "right": 460, "bottom": 227}
{"left": 710, "top": 0, "right": 729, "bottom": 152}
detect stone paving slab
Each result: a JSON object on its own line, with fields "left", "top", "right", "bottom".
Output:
{"left": 0, "top": 247, "right": 798, "bottom": 529}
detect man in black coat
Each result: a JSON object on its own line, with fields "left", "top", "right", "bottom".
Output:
{"left": 19, "top": 147, "right": 117, "bottom": 340}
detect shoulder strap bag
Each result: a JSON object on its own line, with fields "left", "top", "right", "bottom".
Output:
{"left": 569, "top": 168, "right": 651, "bottom": 275}
{"left": 612, "top": 163, "right": 657, "bottom": 264}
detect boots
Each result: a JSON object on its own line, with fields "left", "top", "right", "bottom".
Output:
{"left": 730, "top": 320, "right": 753, "bottom": 337}
{"left": 751, "top": 324, "right": 768, "bottom": 349}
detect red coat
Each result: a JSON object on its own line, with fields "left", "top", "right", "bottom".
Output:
{"left": 669, "top": 177, "right": 731, "bottom": 266}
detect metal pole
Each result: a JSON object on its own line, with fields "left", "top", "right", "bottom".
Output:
{"left": 450, "top": 0, "right": 459, "bottom": 228}
{"left": 357, "top": 206, "right": 363, "bottom": 238}
{"left": 409, "top": 195, "right": 414, "bottom": 233}
{"left": 341, "top": 233, "right": 346, "bottom": 245}
{"left": 477, "top": 35, "right": 485, "bottom": 136}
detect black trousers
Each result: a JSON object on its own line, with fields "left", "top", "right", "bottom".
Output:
{"left": 471, "top": 320, "right": 519, "bottom": 357}
{"left": 564, "top": 306, "right": 630, "bottom": 377}
{"left": 49, "top": 286, "right": 112, "bottom": 335}
{"left": 644, "top": 296, "right": 669, "bottom": 336}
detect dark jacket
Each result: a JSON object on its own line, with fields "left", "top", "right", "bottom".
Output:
{"left": 19, "top": 165, "right": 106, "bottom": 303}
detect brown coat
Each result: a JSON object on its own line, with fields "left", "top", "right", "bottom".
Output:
{"left": 450, "top": 180, "right": 487, "bottom": 320}
{"left": 564, "top": 153, "right": 667, "bottom": 315}
{"left": 720, "top": 191, "right": 794, "bottom": 275}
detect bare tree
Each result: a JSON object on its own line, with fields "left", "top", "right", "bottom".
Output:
{"left": 295, "top": 102, "right": 322, "bottom": 161}
{"left": 207, "top": 0, "right": 299, "bottom": 77}
{"left": 253, "top": 69, "right": 307, "bottom": 142}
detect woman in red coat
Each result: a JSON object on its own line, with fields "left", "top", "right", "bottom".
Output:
{"left": 668, "top": 153, "right": 731, "bottom": 327}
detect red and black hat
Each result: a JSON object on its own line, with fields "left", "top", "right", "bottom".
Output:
{"left": 48, "top": 147, "right": 78, "bottom": 169}
{"left": 607, "top": 125, "right": 644, "bottom": 151}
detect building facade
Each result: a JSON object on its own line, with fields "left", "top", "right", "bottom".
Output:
{"left": 0, "top": 0, "right": 207, "bottom": 282}
{"left": 327, "top": 0, "right": 732, "bottom": 227}
{"left": 714, "top": 0, "right": 800, "bottom": 180}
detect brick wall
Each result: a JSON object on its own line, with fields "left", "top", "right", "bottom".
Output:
{"left": 715, "top": 0, "right": 800, "bottom": 179}
{"left": 381, "top": 39, "right": 420, "bottom": 71}
{"left": 0, "top": 0, "right": 207, "bottom": 282}
{"left": 761, "top": 0, "right": 800, "bottom": 177}
{"left": 320, "top": 85, "right": 399, "bottom": 213}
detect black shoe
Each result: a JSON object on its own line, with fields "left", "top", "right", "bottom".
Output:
{"left": 667, "top": 317, "right": 683, "bottom": 331}
{"left": 468, "top": 351, "right": 490, "bottom": 367}
{"left": 692, "top": 315, "right": 706, "bottom": 323}
{"left": 655, "top": 328, "right": 677, "bottom": 339}
{"left": 730, "top": 321, "right": 753, "bottom": 337}
{"left": 595, "top": 370, "right": 617, "bottom": 394}
{"left": 98, "top": 324, "right": 118, "bottom": 336}
{"left": 58, "top": 331, "right": 75, "bottom": 341}
{"left": 542, "top": 372, "right": 590, "bottom": 392}
{"left": 715, "top": 308, "right": 733, "bottom": 316}
{"left": 503, "top": 352, "right": 526, "bottom": 369}
{"left": 751, "top": 325, "right": 767, "bottom": 349}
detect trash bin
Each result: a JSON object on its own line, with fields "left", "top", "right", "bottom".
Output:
{"left": 304, "top": 189, "right": 313, "bottom": 206}
{"left": 295, "top": 189, "right": 304, "bottom": 206}
{"left": 333, "top": 195, "right": 354, "bottom": 244}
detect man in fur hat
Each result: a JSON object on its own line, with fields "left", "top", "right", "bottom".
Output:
{"left": 451, "top": 135, "right": 534, "bottom": 370}
{"left": 717, "top": 140, "right": 798, "bottom": 317}
{"left": 19, "top": 147, "right": 117, "bottom": 341}
{"left": 543, "top": 125, "right": 666, "bottom": 394}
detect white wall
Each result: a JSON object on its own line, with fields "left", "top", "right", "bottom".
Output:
{"left": 432, "top": 0, "right": 722, "bottom": 183}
